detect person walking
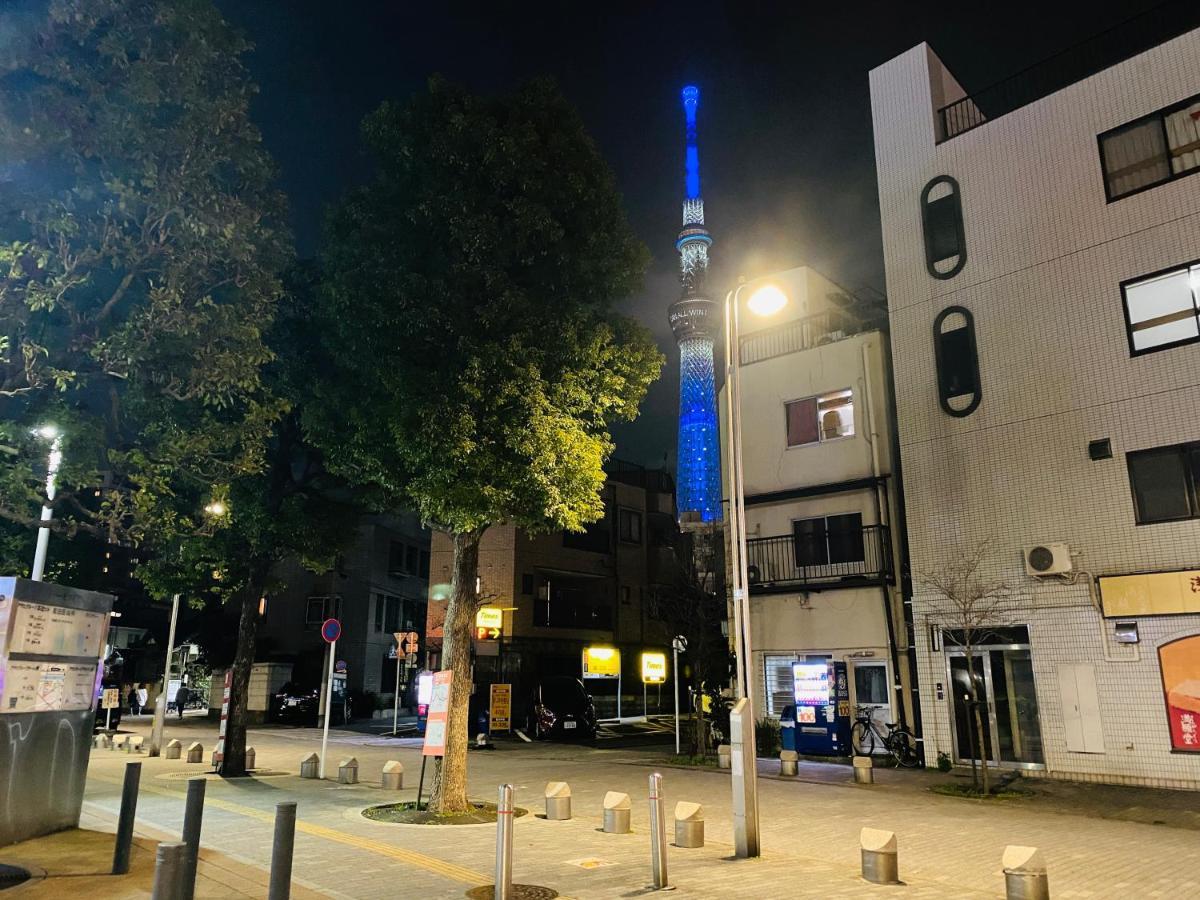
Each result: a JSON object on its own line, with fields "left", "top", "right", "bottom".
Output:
{"left": 136, "top": 684, "right": 148, "bottom": 716}
{"left": 175, "top": 685, "right": 189, "bottom": 719}
{"left": 127, "top": 686, "right": 139, "bottom": 716}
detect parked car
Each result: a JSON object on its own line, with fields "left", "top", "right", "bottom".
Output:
{"left": 527, "top": 676, "right": 597, "bottom": 741}
{"left": 269, "top": 680, "right": 351, "bottom": 727}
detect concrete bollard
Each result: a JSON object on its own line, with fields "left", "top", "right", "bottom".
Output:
{"left": 126, "top": 735, "right": 145, "bottom": 754}
{"left": 853, "top": 755, "right": 874, "bottom": 785}
{"left": 673, "top": 801, "right": 704, "bottom": 848}
{"left": 93, "top": 733, "right": 110, "bottom": 750}
{"left": 602, "top": 791, "right": 631, "bottom": 834}
{"left": 165, "top": 739, "right": 182, "bottom": 760}
{"left": 246, "top": 747, "right": 256, "bottom": 771}
{"left": 299, "top": 753, "right": 319, "bottom": 779}
{"left": 112, "top": 734, "right": 129, "bottom": 752}
{"left": 186, "top": 742, "right": 204, "bottom": 764}
{"left": 382, "top": 761, "right": 404, "bottom": 790}
{"left": 338, "top": 757, "right": 359, "bottom": 785}
{"left": 780, "top": 750, "right": 799, "bottom": 776}
{"left": 1003, "top": 846, "right": 1050, "bottom": 900}
{"left": 150, "top": 841, "right": 187, "bottom": 900}
{"left": 860, "top": 827, "right": 899, "bottom": 884}
{"left": 717, "top": 744, "right": 731, "bottom": 769}
{"left": 544, "top": 781, "right": 571, "bottom": 820}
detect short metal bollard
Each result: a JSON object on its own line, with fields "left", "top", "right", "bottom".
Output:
{"left": 268, "top": 801, "right": 297, "bottom": 900}
{"left": 780, "top": 750, "right": 799, "bottom": 776}
{"left": 853, "top": 755, "right": 874, "bottom": 784}
{"left": 544, "top": 781, "right": 571, "bottom": 820}
{"left": 648, "top": 774, "right": 669, "bottom": 890}
{"left": 111, "top": 761, "right": 142, "bottom": 875}
{"left": 181, "top": 777, "right": 206, "bottom": 900}
{"left": 603, "top": 791, "right": 631, "bottom": 834}
{"left": 165, "top": 739, "right": 182, "bottom": 760}
{"left": 673, "top": 801, "right": 704, "bottom": 849}
{"left": 186, "top": 742, "right": 204, "bottom": 764}
{"left": 717, "top": 744, "right": 731, "bottom": 769}
{"left": 382, "top": 760, "right": 404, "bottom": 790}
{"left": 1003, "top": 846, "right": 1050, "bottom": 900}
{"left": 150, "top": 841, "right": 187, "bottom": 900}
{"left": 299, "top": 752, "right": 319, "bottom": 779}
{"left": 860, "top": 827, "right": 899, "bottom": 885}
{"left": 245, "top": 747, "right": 256, "bottom": 770}
{"left": 494, "top": 784, "right": 515, "bottom": 900}
{"left": 338, "top": 756, "right": 358, "bottom": 784}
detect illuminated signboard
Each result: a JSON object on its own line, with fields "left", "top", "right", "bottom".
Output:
{"left": 582, "top": 646, "right": 621, "bottom": 678}
{"left": 1099, "top": 570, "right": 1200, "bottom": 617}
{"left": 1161, "top": 635, "right": 1200, "bottom": 753}
{"left": 641, "top": 652, "right": 667, "bottom": 684}
{"left": 475, "top": 607, "right": 503, "bottom": 640}
{"left": 793, "top": 662, "right": 831, "bottom": 706}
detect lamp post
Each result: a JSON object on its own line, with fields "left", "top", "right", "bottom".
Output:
{"left": 30, "top": 425, "right": 62, "bottom": 582}
{"left": 723, "top": 281, "right": 788, "bottom": 859}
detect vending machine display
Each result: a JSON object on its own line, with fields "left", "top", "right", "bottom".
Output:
{"left": 791, "top": 660, "right": 851, "bottom": 755}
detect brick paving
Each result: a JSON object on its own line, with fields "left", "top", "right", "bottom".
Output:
{"left": 68, "top": 719, "right": 1200, "bottom": 899}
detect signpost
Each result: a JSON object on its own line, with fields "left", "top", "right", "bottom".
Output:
{"left": 213, "top": 670, "right": 231, "bottom": 769}
{"left": 102, "top": 686, "right": 120, "bottom": 732}
{"left": 582, "top": 646, "right": 622, "bottom": 719}
{"left": 672, "top": 635, "right": 687, "bottom": 755}
{"left": 318, "top": 618, "right": 342, "bottom": 780}
{"left": 391, "top": 631, "right": 419, "bottom": 736}
{"left": 416, "top": 670, "right": 453, "bottom": 810}
{"left": 489, "top": 683, "right": 512, "bottom": 733}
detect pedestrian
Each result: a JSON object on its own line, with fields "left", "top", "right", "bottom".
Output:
{"left": 175, "top": 685, "right": 188, "bottom": 719}
{"left": 136, "top": 684, "right": 148, "bottom": 716}
{"left": 127, "top": 686, "right": 139, "bottom": 716}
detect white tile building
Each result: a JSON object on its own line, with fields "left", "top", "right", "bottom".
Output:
{"left": 870, "top": 26, "right": 1200, "bottom": 788}
{"left": 719, "top": 267, "right": 918, "bottom": 741}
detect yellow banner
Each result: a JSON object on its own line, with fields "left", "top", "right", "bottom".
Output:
{"left": 1099, "top": 570, "right": 1200, "bottom": 617}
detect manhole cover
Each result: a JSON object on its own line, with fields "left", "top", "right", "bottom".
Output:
{"left": 0, "top": 865, "right": 31, "bottom": 890}
{"left": 465, "top": 886, "right": 558, "bottom": 900}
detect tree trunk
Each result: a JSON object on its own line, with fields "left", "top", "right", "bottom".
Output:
{"left": 964, "top": 649, "right": 980, "bottom": 791}
{"left": 428, "top": 528, "right": 483, "bottom": 814}
{"left": 219, "top": 561, "right": 269, "bottom": 778}
{"left": 974, "top": 701, "right": 991, "bottom": 795}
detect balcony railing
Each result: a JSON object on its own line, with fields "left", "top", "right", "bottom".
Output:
{"left": 739, "top": 310, "right": 861, "bottom": 366}
{"left": 937, "top": 0, "right": 1200, "bottom": 142}
{"left": 746, "top": 525, "right": 892, "bottom": 592}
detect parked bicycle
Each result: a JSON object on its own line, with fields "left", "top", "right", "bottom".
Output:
{"left": 850, "top": 705, "right": 920, "bottom": 767}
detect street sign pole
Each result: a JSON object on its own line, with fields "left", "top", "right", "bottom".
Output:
{"left": 319, "top": 637, "right": 335, "bottom": 780}
{"left": 672, "top": 636, "right": 687, "bottom": 756}
{"left": 393, "top": 653, "right": 401, "bottom": 736}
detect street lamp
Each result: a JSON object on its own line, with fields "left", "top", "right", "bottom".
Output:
{"left": 723, "top": 280, "right": 789, "bottom": 859}
{"left": 30, "top": 425, "right": 62, "bottom": 582}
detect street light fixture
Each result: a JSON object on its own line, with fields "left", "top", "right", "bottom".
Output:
{"left": 30, "top": 425, "right": 63, "bottom": 582}
{"left": 723, "top": 279, "right": 788, "bottom": 859}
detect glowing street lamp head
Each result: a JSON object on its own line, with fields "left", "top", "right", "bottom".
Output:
{"left": 33, "top": 424, "right": 59, "bottom": 440}
{"left": 747, "top": 284, "right": 788, "bottom": 317}
{"left": 204, "top": 500, "right": 228, "bottom": 518}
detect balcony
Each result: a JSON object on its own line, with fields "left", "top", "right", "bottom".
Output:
{"left": 739, "top": 310, "right": 862, "bottom": 366}
{"left": 746, "top": 525, "right": 892, "bottom": 593}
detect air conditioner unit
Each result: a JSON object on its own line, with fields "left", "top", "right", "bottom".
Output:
{"left": 1024, "top": 543, "right": 1072, "bottom": 577}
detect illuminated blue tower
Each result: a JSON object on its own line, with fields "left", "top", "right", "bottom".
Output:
{"left": 669, "top": 85, "right": 722, "bottom": 524}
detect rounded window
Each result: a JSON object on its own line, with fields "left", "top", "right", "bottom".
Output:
{"left": 933, "top": 306, "right": 980, "bottom": 417}
{"left": 921, "top": 176, "right": 967, "bottom": 279}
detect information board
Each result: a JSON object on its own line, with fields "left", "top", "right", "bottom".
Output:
{"left": 422, "top": 670, "right": 453, "bottom": 756}
{"left": 9, "top": 603, "right": 107, "bottom": 658}
{"left": 2, "top": 661, "right": 98, "bottom": 713}
{"left": 489, "top": 683, "right": 511, "bottom": 733}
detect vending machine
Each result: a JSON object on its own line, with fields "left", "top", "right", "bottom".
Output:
{"left": 791, "top": 660, "right": 851, "bottom": 755}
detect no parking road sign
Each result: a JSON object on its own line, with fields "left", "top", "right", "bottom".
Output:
{"left": 321, "top": 618, "right": 342, "bottom": 643}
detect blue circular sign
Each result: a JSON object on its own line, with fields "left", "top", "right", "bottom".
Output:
{"left": 320, "top": 618, "right": 342, "bottom": 643}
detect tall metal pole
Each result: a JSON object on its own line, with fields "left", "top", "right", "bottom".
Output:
{"left": 392, "top": 640, "right": 401, "bottom": 736}
{"left": 319, "top": 638, "right": 336, "bottom": 779}
{"left": 30, "top": 433, "right": 62, "bottom": 582}
{"left": 725, "top": 283, "right": 760, "bottom": 858}
{"left": 673, "top": 644, "right": 680, "bottom": 755}
{"left": 150, "top": 593, "right": 181, "bottom": 757}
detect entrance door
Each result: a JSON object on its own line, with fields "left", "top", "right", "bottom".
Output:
{"left": 947, "top": 646, "right": 1043, "bottom": 766}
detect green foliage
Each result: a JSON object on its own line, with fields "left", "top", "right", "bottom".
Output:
{"left": 309, "top": 77, "right": 662, "bottom": 537}
{"left": 936, "top": 751, "right": 953, "bottom": 773}
{"left": 0, "top": 0, "right": 290, "bottom": 560}
{"left": 756, "top": 717, "right": 782, "bottom": 757}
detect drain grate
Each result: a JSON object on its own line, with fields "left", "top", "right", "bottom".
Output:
{"left": 0, "top": 865, "right": 31, "bottom": 891}
{"left": 464, "top": 885, "right": 558, "bottom": 900}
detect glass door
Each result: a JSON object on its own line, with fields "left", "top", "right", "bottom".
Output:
{"left": 949, "top": 655, "right": 992, "bottom": 762}
{"left": 947, "top": 646, "right": 1044, "bottom": 767}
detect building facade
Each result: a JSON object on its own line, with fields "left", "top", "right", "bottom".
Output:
{"left": 425, "top": 463, "right": 677, "bottom": 722}
{"left": 720, "top": 267, "right": 917, "bottom": 740}
{"left": 871, "top": 21, "right": 1200, "bottom": 788}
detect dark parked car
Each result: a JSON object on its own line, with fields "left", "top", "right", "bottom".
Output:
{"left": 269, "top": 680, "right": 350, "bottom": 727}
{"left": 527, "top": 676, "right": 597, "bottom": 741}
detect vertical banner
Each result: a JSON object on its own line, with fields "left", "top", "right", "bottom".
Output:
{"left": 422, "top": 670, "right": 453, "bottom": 756}
{"left": 1160, "top": 634, "right": 1200, "bottom": 752}
{"left": 213, "top": 669, "right": 232, "bottom": 765}
{"left": 489, "top": 683, "right": 512, "bottom": 733}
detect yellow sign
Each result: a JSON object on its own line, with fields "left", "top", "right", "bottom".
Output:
{"left": 489, "top": 683, "right": 512, "bottom": 733}
{"left": 582, "top": 646, "right": 620, "bottom": 678}
{"left": 1099, "top": 570, "right": 1200, "bottom": 617}
{"left": 476, "top": 607, "right": 503, "bottom": 629}
{"left": 641, "top": 651, "right": 667, "bottom": 684}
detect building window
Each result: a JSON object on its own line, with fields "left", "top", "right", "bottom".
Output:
{"left": 933, "top": 306, "right": 981, "bottom": 417}
{"left": 793, "top": 513, "right": 864, "bottom": 567}
{"left": 374, "top": 594, "right": 384, "bottom": 632}
{"left": 305, "top": 595, "right": 340, "bottom": 628}
{"left": 785, "top": 389, "right": 854, "bottom": 447}
{"left": 385, "top": 595, "right": 400, "bottom": 633}
{"left": 419, "top": 549, "right": 430, "bottom": 579}
{"left": 853, "top": 663, "right": 890, "bottom": 706}
{"left": 619, "top": 508, "right": 642, "bottom": 543}
{"left": 1121, "top": 260, "right": 1200, "bottom": 355}
{"left": 1127, "top": 442, "right": 1200, "bottom": 524}
{"left": 920, "top": 175, "right": 966, "bottom": 279}
{"left": 388, "top": 541, "right": 408, "bottom": 575}
{"left": 1099, "top": 93, "right": 1200, "bottom": 201}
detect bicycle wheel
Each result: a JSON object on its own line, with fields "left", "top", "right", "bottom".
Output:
{"left": 850, "top": 720, "right": 876, "bottom": 756}
{"left": 890, "top": 727, "right": 921, "bottom": 767}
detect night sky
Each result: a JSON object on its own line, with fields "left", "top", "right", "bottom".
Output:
{"left": 216, "top": 0, "right": 1163, "bottom": 471}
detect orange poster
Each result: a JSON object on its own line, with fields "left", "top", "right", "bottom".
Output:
{"left": 1160, "top": 635, "right": 1200, "bottom": 752}
{"left": 422, "top": 670, "right": 453, "bottom": 757}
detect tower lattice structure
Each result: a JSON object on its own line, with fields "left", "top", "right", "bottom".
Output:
{"left": 669, "top": 85, "right": 722, "bottom": 525}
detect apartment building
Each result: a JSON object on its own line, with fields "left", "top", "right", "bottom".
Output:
{"left": 870, "top": 13, "right": 1200, "bottom": 788}
{"left": 719, "top": 266, "right": 918, "bottom": 740}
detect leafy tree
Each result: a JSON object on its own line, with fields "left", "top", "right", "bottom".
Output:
{"left": 312, "top": 78, "right": 662, "bottom": 811}
{"left": 0, "top": 0, "right": 289, "bottom": 557}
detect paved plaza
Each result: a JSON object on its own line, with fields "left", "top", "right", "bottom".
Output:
{"left": 7, "top": 718, "right": 1198, "bottom": 899}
